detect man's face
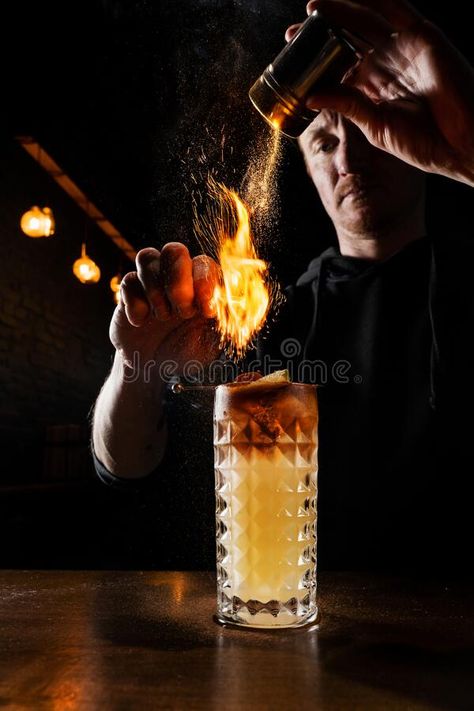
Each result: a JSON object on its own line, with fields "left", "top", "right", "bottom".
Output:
{"left": 299, "top": 111, "right": 425, "bottom": 235}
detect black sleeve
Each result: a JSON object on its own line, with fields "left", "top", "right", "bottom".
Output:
{"left": 91, "top": 445, "right": 164, "bottom": 493}
{"left": 91, "top": 380, "right": 214, "bottom": 493}
{"left": 91, "top": 384, "right": 216, "bottom": 569}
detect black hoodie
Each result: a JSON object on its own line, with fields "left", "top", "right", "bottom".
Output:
{"left": 256, "top": 235, "right": 473, "bottom": 572}
{"left": 94, "top": 235, "right": 473, "bottom": 573}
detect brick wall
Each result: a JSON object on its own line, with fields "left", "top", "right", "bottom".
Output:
{"left": 0, "top": 138, "right": 127, "bottom": 485}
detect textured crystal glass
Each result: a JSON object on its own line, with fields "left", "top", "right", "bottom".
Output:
{"left": 214, "top": 380, "right": 318, "bottom": 628}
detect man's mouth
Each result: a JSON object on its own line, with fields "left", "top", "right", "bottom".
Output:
{"left": 339, "top": 182, "right": 377, "bottom": 205}
{"left": 345, "top": 187, "right": 370, "bottom": 199}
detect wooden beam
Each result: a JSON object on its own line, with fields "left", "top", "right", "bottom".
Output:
{"left": 16, "top": 136, "right": 137, "bottom": 262}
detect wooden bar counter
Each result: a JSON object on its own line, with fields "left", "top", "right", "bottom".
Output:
{"left": 0, "top": 571, "right": 472, "bottom": 709}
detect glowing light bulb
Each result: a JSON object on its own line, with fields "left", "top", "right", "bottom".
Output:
{"left": 110, "top": 274, "right": 122, "bottom": 304}
{"left": 73, "top": 244, "right": 101, "bottom": 284}
{"left": 20, "top": 206, "right": 55, "bottom": 237}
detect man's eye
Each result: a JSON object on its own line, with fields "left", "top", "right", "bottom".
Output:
{"left": 318, "top": 142, "right": 335, "bottom": 154}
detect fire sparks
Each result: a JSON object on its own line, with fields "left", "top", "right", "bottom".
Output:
{"left": 192, "top": 127, "right": 284, "bottom": 359}
{"left": 194, "top": 179, "right": 273, "bottom": 358}
{"left": 213, "top": 186, "right": 270, "bottom": 357}
{"left": 242, "top": 129, "right": 281, "bottom": 228}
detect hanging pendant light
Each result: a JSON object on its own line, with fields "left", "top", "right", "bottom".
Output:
{"left": 73, "top": 243, "right": 101, "bottom": 283}
{"left": 20, "top": 206, "right": 55, "bottom": 237}
{"left": 110, "top": 274, "right": 122, "bottom": 303}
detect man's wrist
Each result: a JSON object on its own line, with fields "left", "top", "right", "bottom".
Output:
{"left": 113, "top": 349, "right": 167, "bottom": 397}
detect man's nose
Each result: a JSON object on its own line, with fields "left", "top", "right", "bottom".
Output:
{"left": 335, "top": 129, "right": 372, "bottom": 176}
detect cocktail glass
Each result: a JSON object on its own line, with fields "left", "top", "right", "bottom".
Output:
{"left": 214, "top": 379, "right": 318, "bottom": 628}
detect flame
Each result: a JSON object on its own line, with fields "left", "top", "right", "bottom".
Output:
{"left": 206, "top": 183, "right": 271, "bottom": 358}
{"left": 193, "top": 127, "right": 284, "bottom": 359}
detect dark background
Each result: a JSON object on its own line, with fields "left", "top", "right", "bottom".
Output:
{"left": 0, "top": 0, "right": 472, "bottom": 569}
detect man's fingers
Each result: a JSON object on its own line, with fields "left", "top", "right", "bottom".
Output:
{"left": 160, "top": 242, "right": 196, "bottom": 319}
{"left": 120, "top": 271, "right": 151, "bottom": 327}
{"left": 192, "top": 255, "right": 220, "bottom": 318}
{"left": 306, "top": 0, "right": 394, "bottom": 47}
{"left": 306, "top": 85, "right": 378, "bottom": 137}
{"left": 285, "top": 23, "right": 302, "bottom": 42}
{"left": 135, "top": 247, "right": 172, "bottom": 321}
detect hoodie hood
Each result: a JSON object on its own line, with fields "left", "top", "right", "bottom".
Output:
{"left": 296, "top": 247, "right": 338, "bottom": 287}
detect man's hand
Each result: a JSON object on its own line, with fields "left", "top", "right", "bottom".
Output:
{"left": 93, "top": 242, "right": 221, "bottom": 477}
{"left": 287, "top": 0, "right": 474, "bottom": 186}
{"left": 112, "top": 242, "right": 221, "bottom": 374}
